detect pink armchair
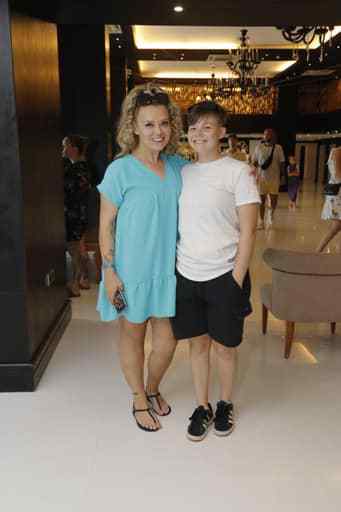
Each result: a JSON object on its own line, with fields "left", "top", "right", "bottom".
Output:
{"left": 261, "top": 248, "right": 341, "bottom": 358}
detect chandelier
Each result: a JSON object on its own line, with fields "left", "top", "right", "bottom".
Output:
{"left": 207, "top": 73, "right": 270, "bottom": 100}
{"left": 277, "top": 26, "right": 334, "bottom": 62}
{"left": 226, "top": 29, "right": 261, "bottom": 85}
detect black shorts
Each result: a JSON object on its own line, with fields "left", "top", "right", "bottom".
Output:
{"left": 171, "top": 270, "right": 252, "bottom": 347}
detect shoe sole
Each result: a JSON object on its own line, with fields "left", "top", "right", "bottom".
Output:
{"left": 186, "top": 420, "right": 213, "bottom": 442}
{"left": 213, "top": 424, "right": 235, "bottom": 437}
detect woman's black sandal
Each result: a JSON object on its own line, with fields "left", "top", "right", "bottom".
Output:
{"left": 147, "top": 392, "right": 172, "bottom": 416}
{"left": 132, "top": 405, "right": 160, "bottom": 432}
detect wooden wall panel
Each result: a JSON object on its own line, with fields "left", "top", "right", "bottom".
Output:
{"left": 10, "top": 13, "right": 68, "bottom": 358}
{"left": 0, "top": 0, "right": 29, "bottom": 363}
{"left": 298, "top": 80, "right": 341, "bottom": 114}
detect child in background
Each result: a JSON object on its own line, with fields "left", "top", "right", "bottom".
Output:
{"left": 287, "top": 155, "right": 300, "bottom": 210}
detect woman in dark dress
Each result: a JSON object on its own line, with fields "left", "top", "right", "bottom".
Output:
{"left": 62, "top": 135, "right": 91, "bottom": 297}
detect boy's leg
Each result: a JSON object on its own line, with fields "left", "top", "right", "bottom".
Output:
{"left": 189, "top": 335, "right": 211, "bottom": 407}
{"left": 211, "top": 341, "right": 236, "bottom": 402}
{"left": 170, "top": 273, "right": 213, "bottom": 441}
{"left": 211, "top": 340, "right": 237, "bottom": 436}
{"left": 187, "top": 334, "right": 214, "bottom": 441}
{"left": 206, "top": 271, "right": 250, "bottom": 435}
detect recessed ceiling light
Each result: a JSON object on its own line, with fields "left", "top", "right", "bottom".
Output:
{"left": 174, "top": 5, "right": 184, "bottom": 12}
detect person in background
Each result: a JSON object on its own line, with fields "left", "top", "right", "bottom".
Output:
{"left": 252, "top": 128, "right": 285, "bottom": 229}
{"left": 62, "top": 135, "right": 91, "bottom": 297}
{"left": 287, "top": 155, "right": 300, "bottom": 210}
{"left": 317, "top": 146, "right": 341, "bottom": 252}
{"left": 78, "top": 138, "right": 101, "bottom": 290}
{"left": 225, "top": 134, "right": 248, "bottom": 162}
{"left": 97, "top": 84, "right": 186, "bottom": 432}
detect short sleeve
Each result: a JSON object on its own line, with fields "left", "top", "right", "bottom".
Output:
{"left": 97, "top": 159, "right": 125, "bottom": 208}
{"left": 234, "top": 165, "right": 261, "bottom": 207}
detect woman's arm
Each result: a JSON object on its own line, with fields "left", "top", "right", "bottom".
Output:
{"left": 99, "top": 194, "right": 123, "bottom": 304}
{"left": 232, "top": 203, "right": 259, "bottom": 287}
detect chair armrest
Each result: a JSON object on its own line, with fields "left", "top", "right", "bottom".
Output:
{"left": 263, "top": 248, "right": 341, "bottom": 276}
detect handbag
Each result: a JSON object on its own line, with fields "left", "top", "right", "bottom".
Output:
{"left": 324, "top": 183, "right": 341, "bottom": 196}
{"left": 260, "top": 144, "right": 275, "bottom": 171}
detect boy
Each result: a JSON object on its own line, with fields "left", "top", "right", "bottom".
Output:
{"left": 171, "top": 101, "right": 260, "bottom": 441}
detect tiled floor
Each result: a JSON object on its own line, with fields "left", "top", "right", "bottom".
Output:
{"left": 1, "top": 182, "right": 341, "bottom": 511}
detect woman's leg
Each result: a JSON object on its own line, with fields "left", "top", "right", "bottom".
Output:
{"left": 119, "top": 318, "right": 160, "bottom": 430}
{"left": 66, "top": 241, "right": 82, "bottom": 296}
{"left": 211, "top": 341, "right": 236, "bottom": 402}
{"left": 189, "top": 335, "right": 211, "bottom": 408}
{"left": 317, "top": 219, "right": 341, "bottom": 253}
{"left": 146, "top": 318, "right": 177, "bottom": 414}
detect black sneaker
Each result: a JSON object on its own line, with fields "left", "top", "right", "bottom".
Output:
{"left": 214, "top": 401, "right": 234, "bottom": 436}
{"left": 187, "top": 404, "right": 214, "bottom": 442}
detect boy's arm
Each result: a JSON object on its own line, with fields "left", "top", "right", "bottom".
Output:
{"left": 232, "top": 203, "right": 259, "bottom": 287}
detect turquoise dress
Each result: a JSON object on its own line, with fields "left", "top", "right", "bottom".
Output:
{"left": 96, "top": 153, "right": 187, "bottom": 323}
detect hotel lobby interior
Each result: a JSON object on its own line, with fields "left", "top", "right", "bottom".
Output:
{"left": 1, "top": 1, "right": 341, "bottom": 510}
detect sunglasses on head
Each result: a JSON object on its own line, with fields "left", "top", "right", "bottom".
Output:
{"left": 136, "top": 89, "right": 170, "bottom": 107}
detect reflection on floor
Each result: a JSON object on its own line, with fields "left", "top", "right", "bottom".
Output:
{"left": 1, "top": 182, "right": 341, "bottom": 511}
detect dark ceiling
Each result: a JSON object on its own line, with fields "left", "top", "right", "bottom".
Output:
{"left": 10, "top": 0, "right": 341, "bottom": 25}
{"left": 10, "top": 0, "right": 341, "bottom": 85}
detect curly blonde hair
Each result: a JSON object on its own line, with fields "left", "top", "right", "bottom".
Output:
{"left": 116, "top": 83, "right": 182, "bottom": 157}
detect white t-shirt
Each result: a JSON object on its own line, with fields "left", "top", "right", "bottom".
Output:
{"left": 176, "top": 156, "right": 260, "bottom": 281}
{"left": 253, "top": 142, "right": 285, "bottom": 183}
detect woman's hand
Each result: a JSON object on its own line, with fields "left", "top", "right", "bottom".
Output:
{"left": 103, "top": 268, "right": 123, "bottom": 305}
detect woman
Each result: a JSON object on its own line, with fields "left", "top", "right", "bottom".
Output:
{"left": 317, "top": 147, "right": 341, "bottom": 252}
{"left": 97, "top": 84, "right": 185, "bottom": 432}
{"left": 62, "top": 135, "right": 91, "bottom": 297}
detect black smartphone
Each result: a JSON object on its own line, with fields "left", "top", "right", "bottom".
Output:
{"left": 113, "top": 289, "right": 127, "bottom": 312}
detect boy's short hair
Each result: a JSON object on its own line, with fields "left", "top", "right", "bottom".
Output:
{"left": 187, "top": 101, "right": 227, "bottom": 127}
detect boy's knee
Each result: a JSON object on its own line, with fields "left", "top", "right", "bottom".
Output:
{"left": 190, "top": 335, "right": 211, "bottom": 356}
{"left": 212, "top": 341, "right": 235, "bottom": 360}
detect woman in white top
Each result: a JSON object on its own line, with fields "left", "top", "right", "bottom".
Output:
{"left": 317, "top": 147, "right": 341, "bottom": 252}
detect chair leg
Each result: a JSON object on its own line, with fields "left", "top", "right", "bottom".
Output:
{"left": 331, "top": 322, "right": 336, "bottom": 335}
{"left": 262, "top": 304, "right": 268, "bottom": 334}
{"left": 285, "top": 321, "right": 295, "bottom": 359}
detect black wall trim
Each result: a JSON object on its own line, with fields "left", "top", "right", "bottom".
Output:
{"left": 0, "top": 300, "right": 71, "bottom": 392}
